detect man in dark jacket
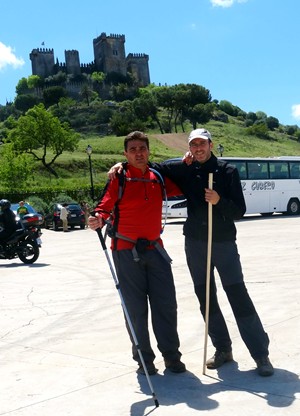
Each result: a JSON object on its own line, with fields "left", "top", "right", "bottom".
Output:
{"left": 0, "top": 199, "right": 17, "bottom": 244}
{"left": 156, "top": 128, "right": 273, "bottom": 376}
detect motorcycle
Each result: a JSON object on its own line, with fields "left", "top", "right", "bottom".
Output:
{"left": 0, "top": 213, "right": 42, "bottom": 264}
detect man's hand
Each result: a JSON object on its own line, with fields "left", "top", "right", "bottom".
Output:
{"left": 205, "top": 188, "right": 220, "bottom": 205}
{"left": 88, "top": 213, "right": 104, "bottom": 230}
{"left": 182, "top": 151, "right": 193, "bottom": 165}
{"left": 108, "top": 162, "right": 123, "bottom": 180}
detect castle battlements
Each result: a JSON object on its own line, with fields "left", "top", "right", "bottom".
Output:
{"left": 127, "top": 53, "right": 149, "bottom": 59}
{"left": 31, "top": 48, "right": 54, "bottom": 54}
{"left": 65, "top": 50, "right": 78, "bottom": 55}
{"left": 97, "top": 32, "right": 125, "bottom": 41}
{"left": 30, "top": 33, "right": 149, "bottom": 86}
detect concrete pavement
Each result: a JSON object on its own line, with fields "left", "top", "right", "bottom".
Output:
{"left": 0, "top": 215, "right": 300, "bottom": 415}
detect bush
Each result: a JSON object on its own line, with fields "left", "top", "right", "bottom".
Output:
{"left": 246, "top": 123, "right": 270, "bottom": 139}
{"left": 212, "top": 111, "right": 228, "bottom": 123}
{"left": 219, "top": 100, "right": 238, "bottom": 116}
{"left": 26, "top": 195, "right": 49, "bottom": 215}
{"left": 244, "top": 119, "right": 253, "bottom": 127}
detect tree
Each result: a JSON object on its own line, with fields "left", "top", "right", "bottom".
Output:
{"left": 110, "top": 83, "right": 137, "bottom": 102}
{"left": 27, "top": 75, "right": 44, "bottom": 89}
{"left": 43, "top": 86, "right": 67, "bottom": 108}
{"left": 132, "top": 93, "right": 164, "bottom": 133}
{"left": 186, "top": 103, "right": 214, "bottom": 129}
{"left": 45, "top": 71, "right": 67, "bottom": 85}
{"left": 9, "top": 104, "right": 80, "bottom": 178}
{"left": 0, "top": 105, "right": 20, "bottom": 123}
{"left": 14, "top": 94, "right": 40, "bottom": 113}
{"left": 3, "top": 115, "right": 18, "bottom": 130}
{"left": 266, "top": 116, "right": 279, "bottom": 131}
{"left": 80, "top": 83, "right": 94, "bottom": 106}
{"left": 15, "top": 77, "right": 29, "bottom": 95}
{"left": 184, "top": 83, "right": 211, "bottom": 106}
{"left": 256, "top": 111, "right": 267, "bottom": 121}
{"left": 110, "top": 102, "right": 146, "bottom": 136}
{"left": 91, "top": 71, "right": 106, "bottom": 86}
{"left": 284, "top": 125, "right": 298, "bottom": 136}
{"left": 0, "top": 143, "right": 34, "bottom": 188}
{"left": 171, "top": 84, "right": 212, "bottom": 132}
{"left": 152, "top": 84, "right": 212, "bottom": 133}
{"left": 154, "top": 86, "right": 175, "bottom": 133}
{"left": 219, "top": 100, "right": 238, "bottom": 116}
{"left": 246, "top": 111, "right": 257, "bottom": 122}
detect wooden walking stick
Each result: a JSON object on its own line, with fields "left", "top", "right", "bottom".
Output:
{"left": 203, "top": 172, "right": 213, "bottom": 375}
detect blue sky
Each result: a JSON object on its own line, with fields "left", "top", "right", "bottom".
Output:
{"left": 1, "top": 0, "right": 300, "bottom": 126}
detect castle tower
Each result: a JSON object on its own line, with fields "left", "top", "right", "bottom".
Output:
{"left": 93, "top": 33, "right": 127, "bottom": 76}
{"left": 29, "top": 48, "right": 55, "bottom": 78}
{"left": 126, "top": 53, "right": 150, "bottom": 87}
{"left": 65, "top": 50, "right": 81, "bottom": 75}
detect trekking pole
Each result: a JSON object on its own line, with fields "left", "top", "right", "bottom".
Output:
{"left": 95, "top": 227, "right": 159, "bottom": 408}
{"left": 203, "top": 173, "right": 213, "bottom": 375}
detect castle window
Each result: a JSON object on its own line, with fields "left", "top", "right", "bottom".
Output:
{"left": 113, "top": 50, "right": 118, "bottom": 56}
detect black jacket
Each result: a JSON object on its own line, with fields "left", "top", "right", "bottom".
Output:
{"left": 0, "top": 209, "right": 17, "bottom": 239}
{"left": 154, "top": 153, "right": 246, "bottom": 242}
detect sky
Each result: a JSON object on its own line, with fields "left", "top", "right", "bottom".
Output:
{"left": 1, "top": 0, "right": 300, "bottom": 126}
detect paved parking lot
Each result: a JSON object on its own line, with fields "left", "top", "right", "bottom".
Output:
{"left": 0, "top": 215, "right": 300, "bottom": 415}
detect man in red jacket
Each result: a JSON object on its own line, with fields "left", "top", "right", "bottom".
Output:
{"left": 89, "top": 131, "right": 186, "bottom": 376}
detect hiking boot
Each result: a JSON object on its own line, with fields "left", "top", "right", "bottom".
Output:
{"left": 255, "top": 356, "right": 274, "bottom": 377}
{"left": 137, "top": 362, "right": 158, "bottom": 376}
{"left": 206, "top": 350, "right": 233, "bottom": 369}
{"left": 164, "top": 359, "right": 186, "bottom": 373}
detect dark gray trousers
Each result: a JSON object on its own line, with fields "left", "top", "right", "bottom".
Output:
{"left": 112, "top": 249, "right": 181, "bottom": 364}
{"left": 185, "top": 237, "right": 270, "bottom": 360}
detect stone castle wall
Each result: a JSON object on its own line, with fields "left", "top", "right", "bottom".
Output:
{"left": 30, "top": 33, "right": 150, "bottom": 87}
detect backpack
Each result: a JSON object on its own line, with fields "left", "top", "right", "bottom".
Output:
{"left": 106, "top": 163, "right": 167, "bottom": 238}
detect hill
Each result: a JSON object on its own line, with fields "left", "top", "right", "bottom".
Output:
{"left": 151, "top": 120, "right": 300, "bottom": 158}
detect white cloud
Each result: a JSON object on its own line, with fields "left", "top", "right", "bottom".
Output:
{"left": 0, "top": 42, "right": 25, "bottom": 70}
{"left": 210, "top": 0, "right": 248, "bottom": 7}
{"left": 291, "top": 104, "right": 300, "bottom": 120}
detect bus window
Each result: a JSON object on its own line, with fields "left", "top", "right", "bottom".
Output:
{"left": 290, "top": 162, "right": 300, "bottom": 179}
{"left": 247, "top": 162, "right": 268, "bottom": 179}
{"left": 235, "top": 162, "right": 247, "bottom": 179}
{"left": 269, "top": 162, "right": 289, "bottom": 179}
{"left": 227, "top": 161, "right": 247, "bottom": 179}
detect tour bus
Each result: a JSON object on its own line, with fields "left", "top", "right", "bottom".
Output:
{"left": 162, "top": 156, "right": 300, "bottom": 218}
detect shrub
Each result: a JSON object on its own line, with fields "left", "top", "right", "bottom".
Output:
{"left": 26, "top": 195, "right": 48, "bottom": 215}
{"left": 246, "top": 123, "right": 270, "bottom": 139}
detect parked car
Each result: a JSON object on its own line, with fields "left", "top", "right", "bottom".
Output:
{"left": 161, "top": 157, "right": 188, "bottom": 218}
{"left": 162, "top": 195, "right": 188, "bottom": 218}
{"left": 11, "top": 203, "right": 44, "bottom": 227}
{"left": 44, "top": 203, "right": 85, "bottom": 231}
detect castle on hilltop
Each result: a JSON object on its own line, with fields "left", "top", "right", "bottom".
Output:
{"left": 29, "top": 33, "right": 150, "bottom": 87}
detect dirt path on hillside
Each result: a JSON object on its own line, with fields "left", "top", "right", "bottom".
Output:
{"left": 152, "top": 133, "right": 189, "bottom": 153}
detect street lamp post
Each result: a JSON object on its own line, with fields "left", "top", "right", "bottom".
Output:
{"left": 217, "top": 144, "right": 224, "bottom": 157}
{"left": 86, "top": 144, "right": 95, "bottom": 201}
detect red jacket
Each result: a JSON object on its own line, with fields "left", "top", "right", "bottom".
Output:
{"left": 94, "top": 164, "right": 181, "bottom": 250}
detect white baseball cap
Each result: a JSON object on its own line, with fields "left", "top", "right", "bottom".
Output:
{"left": 188, "top": 128, "right": 212, "bottom": 144}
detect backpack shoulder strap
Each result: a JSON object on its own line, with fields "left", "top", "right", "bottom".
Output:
{"left": 114, "top": 164, "right": 167, "bottom": 235}
{"left": 117, "top": 167, "right": 127, "bottom": 203}
{"left": 149, "top": 167, "right": 167, "bottom": 233}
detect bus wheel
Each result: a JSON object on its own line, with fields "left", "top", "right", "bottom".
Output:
{"left": 287, "top": 198, "right": 300, "bottom": 215}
